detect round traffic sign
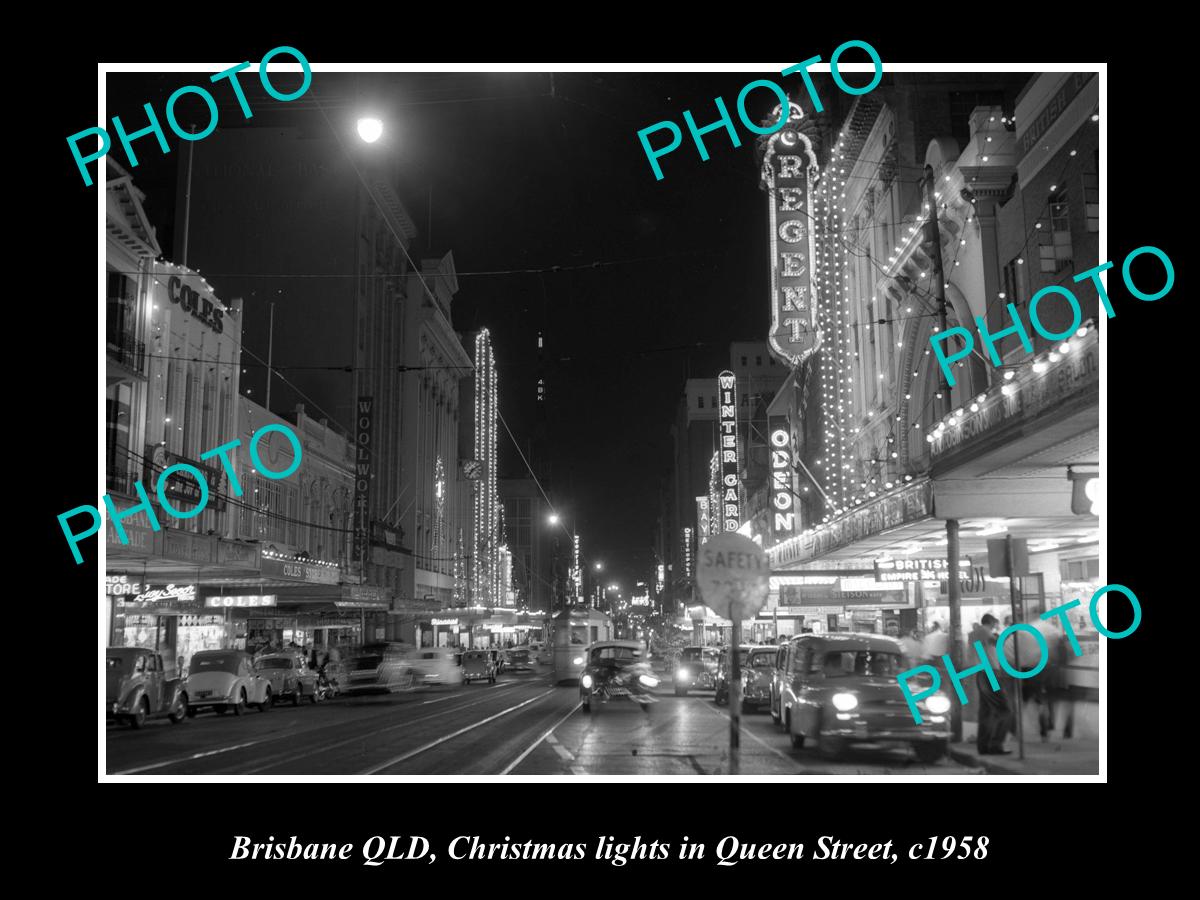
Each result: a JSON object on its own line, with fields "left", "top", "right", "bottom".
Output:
{"left": 696, "top": 533, "right": 769, "bottom": 621}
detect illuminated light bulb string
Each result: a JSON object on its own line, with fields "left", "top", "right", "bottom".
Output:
{"left": 771, "top": 118, "right": 1102, "bottom": 564}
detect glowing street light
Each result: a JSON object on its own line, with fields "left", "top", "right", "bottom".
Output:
{"left": 357, "top": 117, "right": 383, "bottom": 143}
{"left": 594, "top": 562, "right": 603, "bottom": 571}
{"left": 547, "top": 513, "right": 560, "bottom": 526}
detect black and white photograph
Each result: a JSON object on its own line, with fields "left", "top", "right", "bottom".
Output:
{"left": 84, "top": 58, "right": 1121, "bottom": 781}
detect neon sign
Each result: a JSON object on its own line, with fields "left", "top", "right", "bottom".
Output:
{"left": 769, "top": 422, "right": 796, "bottom": 538}
{"left": 718, "top": 371, "right": 740, "bottom": 532}
{"left": 761, "top": 102, "right": 820, "bottom": 367}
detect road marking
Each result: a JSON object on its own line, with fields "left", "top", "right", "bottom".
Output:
{"left": 499, "top": 700, "right": 582, "bottom": 775}
{"left": 113, "top": 685, "right": 526, "bottom": 775}
{"left": 702, "top": 701, "right": 806, "bottom": 771}
{"left": 362, "top": 688, "right": 557, "bottom": 775}
{"left": 113, "top": 740, "right": 269, "bottom": 775}
{"left": 241, "top": 685, "right": 529, "bottom": 775}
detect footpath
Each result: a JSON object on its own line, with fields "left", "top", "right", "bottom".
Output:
{"left": 949, "top": 721, "right": 1099, "bottom": 775}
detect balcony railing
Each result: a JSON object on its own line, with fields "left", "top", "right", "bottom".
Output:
{"left": 107, "top": 299, "right": 145, "bottom": 374}
{"left": 107, "top": 331, "right": 146, "bottom": 373}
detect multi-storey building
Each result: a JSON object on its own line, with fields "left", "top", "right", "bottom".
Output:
{"left": 759, "top": 74, "right": 1100, "bottom": 743}
{"left": 175, "top": 125, "right": 472, "bottom": 643}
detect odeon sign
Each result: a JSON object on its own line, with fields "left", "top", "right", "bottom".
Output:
{"left": 770, "top": 427, "right": 795, "bottom": 535}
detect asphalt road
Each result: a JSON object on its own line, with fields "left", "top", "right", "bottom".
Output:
{"left": 106, "top": 669, "right": 979, "bottom": 776}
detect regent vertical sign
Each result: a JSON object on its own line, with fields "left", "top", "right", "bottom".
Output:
{"left": 761, "top": 102, "right": 820, "bottom": 367}
{"left": 769, "top": 417, "right": 796, "bottom": 539}
{"left": 718, "top": 370, "right": 740, "bottom": 532}
{"left": 353, "top": 396, "right": 374, "bottom": 566}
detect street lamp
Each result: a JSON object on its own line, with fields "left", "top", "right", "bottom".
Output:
{"left": 548, "top": 513, "right": 560, "bottom": 526}
{"left": 357, "top": 117, "right": 383, "bottom": 143}
{"left": 594, "top": 562, "right": 603, "bottom": 571}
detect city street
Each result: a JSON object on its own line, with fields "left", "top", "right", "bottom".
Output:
{"left": 106, "top": 669, "right": 977, "bottom": 776}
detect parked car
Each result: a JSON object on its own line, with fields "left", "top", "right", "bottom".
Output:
{"left": 714, "top": 645, "right": 778, "bottom": 711}
{"left": 505, "top": 647, "right": 535, "bottom": 672}
{"left": 673, "top": 645, "right": 719, "bottom": 696}
{"left": 255, "top": 652, "right": 321, "bottom": 705}
{"left": 106, "top": 647, "right": 188, "bottom": 728}
{"left": 342, "top": 643, "right": 412, "bottom": 694}
{"left": 462, "top": 649, "right": 497, "bottom": 684}
{"left": 405, "top": 647, "right": 464, "bottom": 686}
{"left": 773, "top": 633, "right": 951, "bottom": 762}
{"left": 580, "top": 640, "right": 659, "bottom": 714}
{"left": 185, "top": 650, "right": 272, "bottom": 716}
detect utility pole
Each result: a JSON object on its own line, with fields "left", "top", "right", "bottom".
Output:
{"left": 925, "top": 164, "right": 962, "bottom": 742}
{"left": 265, "top": 301, "right": 275, "bottom": 412}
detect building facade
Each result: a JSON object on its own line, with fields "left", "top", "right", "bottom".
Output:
{"left": 757, "top": 75, "right": 1100, "bottom": 741}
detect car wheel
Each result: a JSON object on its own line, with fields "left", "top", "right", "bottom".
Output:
{"left": 489, "top": 675, "right": 496, "bottom": 684}
{"left": 816, "top": 733, "right": 844, "bottom": 759}
{"left": 186, "top": 705, "right": 198, "bottom": 718}
{"left": 914, "top": 740, "right": 947, "bottom": 764}
{"left": 215, "top": 705, "right": 228, "bottom": 715}
{"left": 581, "top": 698, "right": 591, "bottom": 714}
{"left": 674, "top": 686, "right": 687, "bottom": 697}
{"left": 130, "top": 698, "right": 149, "bottom": 729}
{"left": 640, "top": 702, "right": 650, "bottom": 713}
{"left": 292, "top": 685, "right": 302, "bottom": 706}
{"left": 770, "top": 697, "right": 781, "bottom": 726}
{"left": 232, "top": 690, "right": 247, "bottom": 716}
{"left": 168, "top": 694, "right": 188, "bottom": 724}
{"left": 259, "top": 688, "right": 272, "bottom": 712}
{"left": 786, "top": 710, "right": 805, "bottom": 749}
{"left": 310, "top": 685, "right": 320, "bottom": 704}
{"left": 741, "top": 700, "right": 754, "bottom": 715}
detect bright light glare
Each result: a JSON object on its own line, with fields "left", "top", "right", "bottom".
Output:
{"left": 357, "top": 118, "right": 383, "bottom": 143}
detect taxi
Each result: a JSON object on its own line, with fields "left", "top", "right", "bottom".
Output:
{"left": 774, "top": 633, "right": 950, "bottom": 762}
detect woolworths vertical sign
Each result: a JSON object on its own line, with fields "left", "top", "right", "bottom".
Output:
{"left": 353, "top": 396, "right": 374, "bottom": 567}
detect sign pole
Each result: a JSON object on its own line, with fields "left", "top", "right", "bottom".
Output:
{"left": 729, "top": 598, "right": 742, "bottom": 776}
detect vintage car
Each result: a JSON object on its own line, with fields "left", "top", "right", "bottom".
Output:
{"left": 714, "top": 645, "right": 779, "bottom": 712}
{"left": 504, "top": 647, "right": 535, "bottom": 672}
{"left": 107, "top": 647, "right": 188, "bottom": 728}
{"left": 773, "top": 633, "right": 951, "bottom": 762}
{"left": 185, "top": 649, "right": 273, "bottom": 716}
{"left": 462, "top": 649, "right": 497, "bottom": 684}
{"left": 342, "top": 642, "right": 413, "bottom": 694}
{"left": 580, "top": 640, "right": 659, "bottom": 714}
{"left": 672, "top": 645, "right": 720, "bottom": 696}
{"left": 404, "top": 647, "right": 464, "bottom": 687}
{"left": 255, "top": 652, "right": 321, "bottom": 705}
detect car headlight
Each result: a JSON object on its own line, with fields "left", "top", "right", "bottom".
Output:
{"left": 923, "top": 693, "right": 951, "bottom": 714}
{"left": 639, "top": 674, "right": 659, "bottom": 688}
{"left": 831, "top": 692, "right": 858, "bottom": 712}
{"left": 581, "top": 674, "right": 593, "bottom": 689}
{"left": 677, "top": 666, "right": 690, "bottom": 680}
{"left": 572, "top": 656, "right": 584, "bottom": 666}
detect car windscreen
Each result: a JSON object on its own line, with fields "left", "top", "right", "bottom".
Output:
{"left": 813, "top": 650, "right": 905, "bottom": 677}
{"left": 257, "top": 658, "right": 293, "bottom": 669}
{"left": 745, "top": 651, "right": 774, "bottom": 668}
{"left": 680, "top": 648, "right": 716, "bottom": 662}
{"left": 592, "top": 646, "right": 642, "bottom": 663}
{"left": 106, "top": 655, "right": 131, "bottom": 672}
{"left": 190, "top": 654, "right": 240, "bottom": 674}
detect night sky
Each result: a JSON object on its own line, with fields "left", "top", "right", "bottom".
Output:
{"left": 104, "top": 69, "right": 851, "bottom": 586}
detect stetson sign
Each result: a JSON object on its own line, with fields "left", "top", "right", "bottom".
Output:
{"left": 760, "top": 101, "right": 820, "bottom": 367}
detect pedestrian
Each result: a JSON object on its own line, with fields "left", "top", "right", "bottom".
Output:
{"left": 898, "top": 628, "right": 921, "bottom": 659}
{"left": 969, "top": 614, "right": 1011, "bottom": 755}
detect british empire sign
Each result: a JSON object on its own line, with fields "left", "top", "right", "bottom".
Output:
{"left": 761, "top": 101, "right": 820, "bottom": 367}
